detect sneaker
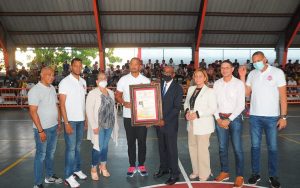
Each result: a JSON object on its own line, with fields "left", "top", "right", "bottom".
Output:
{"left": 127, "top": 166, "right": 137, "bottom": 177}
{"left": 269, "top": 177, "right": 281, "bottom": 188}
{"left": 45, "top": 175, "right": 63, "bottom": 184}
{"left": 137, "top": 165, "right": 148, "bottom": 176}
{"left": 214, "top": 172, "right": 230, "bottom": 182}
{"left": 33, "top": 184, "right": 43, "bottom": 188}
{"left": 65, "top": 175, "right": 80, "bottom": 188}
{"left": 233, "top": 176, "right": 244, "bottom": 188}
{"left": 73, "top": 170, "right": 87, "bottom": 180}
{"left": 248, "top": 174, "right": 261, "bottom": 184}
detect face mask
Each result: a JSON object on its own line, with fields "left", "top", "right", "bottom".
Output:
{"left": 253, "top": 61, "right": 264, "bottom": 71}
{"left": 162, "top": 74, "right": 172, "bottom": 82}
{"left": 98, "top": 81, "right": 107, "bottom": 88}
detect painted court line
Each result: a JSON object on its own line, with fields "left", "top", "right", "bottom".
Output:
{"left": 178, "top": 158, "right": 193, "bottom": 188}
{"left": 0, "top": 148, "right": 35, "bottom": 176}
{"left": 141, "top": 181, "right": 266, "bottom": 188}
{"left": 279, "top": 135, "right": 300, "bottom": 145}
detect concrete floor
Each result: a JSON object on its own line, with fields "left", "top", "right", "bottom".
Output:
{"left": 0, "top": 106, "right": 299, "bottom": 188}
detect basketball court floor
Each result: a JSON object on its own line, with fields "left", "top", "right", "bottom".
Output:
{"left": 0, "top": 106, "right": 299, "bottom": 188}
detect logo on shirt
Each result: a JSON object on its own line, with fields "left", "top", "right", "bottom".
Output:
{"left": 267, "top": 75, "right": 273, "bottom": 81}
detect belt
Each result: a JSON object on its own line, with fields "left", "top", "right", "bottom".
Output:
{"left": 219, "top": 113, "right": 232, "bottom": 118}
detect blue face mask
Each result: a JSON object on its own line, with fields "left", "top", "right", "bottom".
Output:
{"left": 253, "top": 61, "right": 264, "bottom": 71}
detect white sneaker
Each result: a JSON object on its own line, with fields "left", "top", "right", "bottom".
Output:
{"left": 45, "top": 175, "right": 63, "bottom": 184}
{"left": 73, "top": 171, "right": 87, "bottom": 180}
{"left": 65, "top": 175, "right": 80, "bottom": 188}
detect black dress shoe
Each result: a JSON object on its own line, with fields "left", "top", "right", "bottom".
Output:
{"left": 165, "top": 177, "right": 179, "bottom": 185}
{"left": 153, "top": 170, "right": 169, "bottom": 178}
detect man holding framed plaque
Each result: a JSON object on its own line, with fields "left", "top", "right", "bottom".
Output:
{"left": 153, "top": 66, "right": 183, "bottom": 185}
{"left": 115, "top": 58, "right": 151, "bottom": 177}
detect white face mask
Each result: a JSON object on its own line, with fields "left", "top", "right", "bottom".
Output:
{"left": 98, "top": 81, "right": 107, "bottom": 88}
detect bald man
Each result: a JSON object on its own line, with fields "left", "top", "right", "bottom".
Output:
{"left": 153, "top": 66, "right": 183, "bottom": 185}
{"left": 239, "top": 51, "right": 287, "bottom": 188}
{"left": 28, "top": 67, "right": 63, "bottom": 188}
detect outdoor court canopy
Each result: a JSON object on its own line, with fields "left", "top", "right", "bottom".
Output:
{"left": 0, "top": 0, "right": 299, "bottom": 69}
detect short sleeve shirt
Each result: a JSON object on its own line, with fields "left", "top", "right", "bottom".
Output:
{"left": 59, "top": 74, "right": 87, "bottom": 121}
{"left": 117, "top": 73, "right": 150, "bottom": 118}
{"left": 28, "top": 82, "right": 58, "bottom": 129}
{"left": 246, "top": 65, "right": 286, "bottom": 116}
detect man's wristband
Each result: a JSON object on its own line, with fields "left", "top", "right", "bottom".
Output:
{"left": 38, "top": 129, "right": 44, "bottom": 133}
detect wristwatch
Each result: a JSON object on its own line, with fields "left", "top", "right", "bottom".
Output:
{"left": 280, "top": 115, "right": 287, "bottom": 120}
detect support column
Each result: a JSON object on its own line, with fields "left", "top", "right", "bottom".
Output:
{"left": 194, "top": 0, "right": 208, "bottom": 70}
{"left": 275, "top": 33, "right": 286, "bottom": 67}
{"left": 277, "top": 4, "right": 300, "bottom": 69}
{"left": 99, "top": 50, "right": 105, "bottom": 71}
{"left": 93, "top": 0, "right": 105, "bottom": 71}
{"left": 0, "top": 22, "right": 15, "bottom": 75}
{"left": 137, "top": 47, "right": 142, "bottom": 59}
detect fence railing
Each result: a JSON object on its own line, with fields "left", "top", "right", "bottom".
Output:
{"left": 0, "top": 85, "right": 299, "bottom": 108}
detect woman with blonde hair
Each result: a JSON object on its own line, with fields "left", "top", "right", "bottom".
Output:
{"left": 184, "top": 69, "right": 217, "bottom": 181}
{"left": 86, "top": 72, "right": 119, "bottom": 181}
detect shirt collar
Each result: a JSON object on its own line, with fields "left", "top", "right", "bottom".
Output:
{"left": 130, "top": 72, "right": 141, "bottom": 79}
{"left": 69, "top": 73, "right": 81, "bottom": 82}
{"left": 221, "top": 76, "right": 235, "bottom": 83}
{"left": 164, "top": 79, "right": 173, "bottom": 86}
{"left": 38, "top": 81, "right": 51, "bottom": 88}
{"left": 259, "top": 64, "right": 271, "bottom": 75}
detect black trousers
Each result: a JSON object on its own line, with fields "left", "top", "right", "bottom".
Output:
{"left": 156, "top": 128, "right": 180, "bottom": 178}
{"left": 124, "top": 118, "right": 148, "bottom": 167}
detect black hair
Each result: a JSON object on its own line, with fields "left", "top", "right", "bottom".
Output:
{"left": 71, "top": 58, "right": 82, "bottom": 65}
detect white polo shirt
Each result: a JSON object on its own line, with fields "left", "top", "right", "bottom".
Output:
{"left": 59, "top": 74, "right": 87, "bottom": 121}
{"left": 246, "top": 65, "right": 286, "bottom": 116}
{"left": 117, "top": 73, "right": 150, "bottom": 118}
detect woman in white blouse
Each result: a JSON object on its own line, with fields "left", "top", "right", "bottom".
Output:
{"left": 86, "top": 72, "right": 119, "bottom": 181}
{"left": 184, "top": 69, "right": 217, "bottom": 181}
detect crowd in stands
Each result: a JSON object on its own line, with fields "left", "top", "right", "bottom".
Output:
{"left": 1, "top": 58, "right": 299, "bottom": 91}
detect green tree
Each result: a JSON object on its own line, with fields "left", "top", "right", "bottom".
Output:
{"left": 30, "top": 47, "right": 99, "bottom": 71}
{"left": 105, "top": 48, "right": 122, "bottom": 65}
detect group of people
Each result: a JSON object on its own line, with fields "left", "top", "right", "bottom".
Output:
{"left": 183, "top": 51, "right": 287, "bottom": 188}
{"left": 28, "top": 58, "right": 119, "bottom": 188}
{"left": 28, "top": 51, "right": 287, "bottom": 188}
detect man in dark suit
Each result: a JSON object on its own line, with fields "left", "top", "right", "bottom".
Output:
{"left": 153, "top": 66, "right": 184, "bottom": 185}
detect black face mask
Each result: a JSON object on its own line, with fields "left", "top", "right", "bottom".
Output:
{"left": 162, "top": 75, "right": 172, "bottom": 82}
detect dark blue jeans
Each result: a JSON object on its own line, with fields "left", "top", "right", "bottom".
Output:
{"left": 64, "top": 121, "right": 84, "bottom": 178}
{"left": 216, "top": 115, "right": 244, "bottom": 176}
{"left": 33, "top": 125, "right": 58, "bottom": 185}
{"left": 91, "top": 127, "right": 113, "bottom": 166}
{"left": 249, "top": 115, "right": 278, "bottom": 177}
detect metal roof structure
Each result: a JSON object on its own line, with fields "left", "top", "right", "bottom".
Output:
{"left": 0, "top": 0, "right": 299, "bottom": 48}
{"left": 0, "top": 0, "right": 299, "bottom": 70}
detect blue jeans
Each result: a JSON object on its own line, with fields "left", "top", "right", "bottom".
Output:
{"left": 91, "top": 128, "right": 113, "bottom": 166}
{"left": 33, "top": 125, "right": 58, "bottom": 185}
{"left": 216, "top": 115, "right": 244, "bottom": 176}
{"left": 64, "top": 121, "right": 84, "bottom": 178}
{"left": 249, "top": 115, "right": 278, "bottom": 177}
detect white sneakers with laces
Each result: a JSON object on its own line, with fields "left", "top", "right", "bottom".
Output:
{"left": 65, "top": 175, "right": 80, "bottom": 188}
{"left": 73, "top": 170, "right": 87, "bottom": 180}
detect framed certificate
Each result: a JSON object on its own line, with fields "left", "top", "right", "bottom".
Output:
{"left": 130, "top": 83, "right": 163, "bottom": 126}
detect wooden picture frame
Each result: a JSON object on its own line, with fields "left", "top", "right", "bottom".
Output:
{"left": 129, "top": 83, "right": 163, "bottom": 126}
